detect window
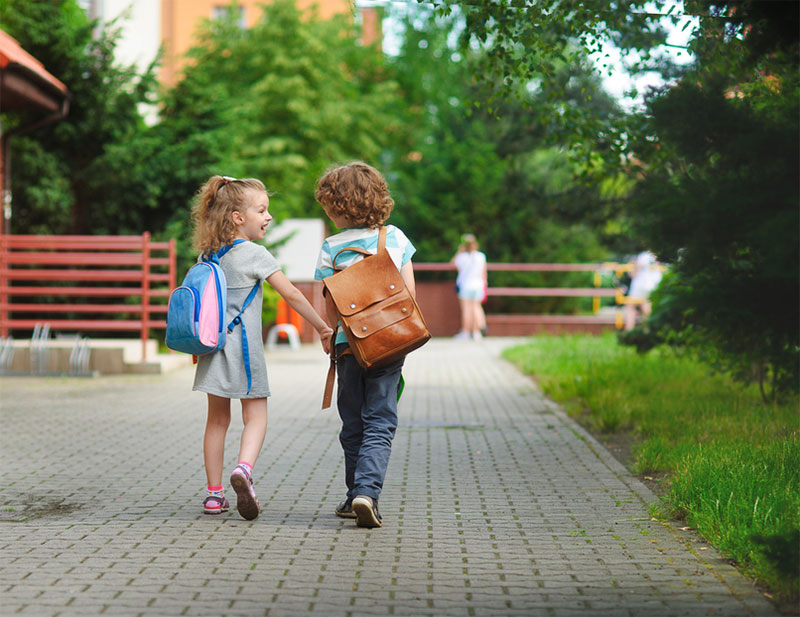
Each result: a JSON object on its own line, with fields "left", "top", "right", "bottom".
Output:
{"left": 212, "top": 5, "right": 246, "bottom": 29}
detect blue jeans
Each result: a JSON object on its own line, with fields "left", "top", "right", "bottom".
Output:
{"left": 336, "top": 344, "right": 404, "bottom": 501}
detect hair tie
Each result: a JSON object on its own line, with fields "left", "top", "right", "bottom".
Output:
{"left": 222, "top": 175, "right": 237, "bottom": 186}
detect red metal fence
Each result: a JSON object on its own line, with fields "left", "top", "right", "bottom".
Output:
{"left": 0, "top": 233, "right": 176, "bottom": 359}
{"left": 414, "top": 262, "right": 633, "bottom": 336}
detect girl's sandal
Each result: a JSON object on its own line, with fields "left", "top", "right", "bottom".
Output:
{"left": 203, "top": 495, "right": 230, "bottom": 515}
{"left": 230, "top": 464, "right": 261, "bottom": 521}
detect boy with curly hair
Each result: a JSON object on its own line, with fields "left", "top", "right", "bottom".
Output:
{"left": 314, "top": 162, "right": 418, "bottom": 528}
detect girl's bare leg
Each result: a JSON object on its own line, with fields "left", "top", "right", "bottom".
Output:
{"left": 204, "top": 394, "right": 232, "bottom": 487}
{"left": 460, "top": 298, "right": 474, "bottom": 333}
{"left": 477, "top": 303, "right": 487, "bottom": 331}
{"left": 238, "top": 398, "right": 268, "bottom": 466}
{"left": 470, "top": 300, "right": 483, "bottom": 335}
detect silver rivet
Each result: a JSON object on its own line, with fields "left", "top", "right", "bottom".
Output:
{"left": 361, "top": 326, "right": 368, "bottom": 332}
{"left": 350, "top": 303, "right": 356, "bottom": 309}
{"left": 401, "top": 307, "right": 407, "bottom": 313}
{"left": 389, "top": 284, "right": 395, "bottom": 290}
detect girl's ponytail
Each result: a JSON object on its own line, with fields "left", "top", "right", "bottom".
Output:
{"left": 192, "top": 175, "right": 267, "bottom": 255}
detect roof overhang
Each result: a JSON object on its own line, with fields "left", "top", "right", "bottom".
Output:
{"left": 0, "top": 28, "right": 69, "bottom": 114}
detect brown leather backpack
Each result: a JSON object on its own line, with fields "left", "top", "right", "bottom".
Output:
{"left": 321, "top": 227, "right": 430, "bottom": 408}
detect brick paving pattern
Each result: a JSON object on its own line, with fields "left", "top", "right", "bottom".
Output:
{"left": 0, "top": 338, "right": 778, "bottom": 616}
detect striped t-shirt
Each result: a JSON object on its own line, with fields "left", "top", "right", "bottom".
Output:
{"left": 314, "top": 225, "right": 416, "bottom": 345}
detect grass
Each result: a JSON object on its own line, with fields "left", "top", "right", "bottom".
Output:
{"left": 503, "top": 333, "right": 799, "bottom": 606}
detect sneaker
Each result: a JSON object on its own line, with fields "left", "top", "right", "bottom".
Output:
{"left": 471, "top": 330, "right": 483, "bottom": 340}
{"left": 335, "top": 498, "right": 356, "bottom": 519}
{"left": 229, "top": 464, "right": 261, "bottom": 521}
{"left": 202, "top": 494, "right": 230, "bottom": 515}
{"left": 453, "top": 331, "right": 471, "bottom": 340}
{"left": 352, "top": 495, "right": 382, "bottom": 528}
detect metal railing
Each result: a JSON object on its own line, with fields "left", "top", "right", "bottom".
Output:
{"left": 0, "top": 233, "right": 176, "bottom": 360}
{"left": 414, "top": 261, "right": 653, "bottom": 330}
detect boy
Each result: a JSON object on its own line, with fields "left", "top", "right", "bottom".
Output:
{"left": 314, "top": 162, "right": 417, "bottom": 528}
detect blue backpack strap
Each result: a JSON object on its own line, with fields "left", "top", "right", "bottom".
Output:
{"left": 207, "top": 239, "right": 246, "bottom": 264}
{"left": 227, "top": 280, "right": 262, "bottom": 394}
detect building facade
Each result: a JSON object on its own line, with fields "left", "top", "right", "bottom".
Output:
{"left": 80, "top": 0, "right": 379, "bottom": 88}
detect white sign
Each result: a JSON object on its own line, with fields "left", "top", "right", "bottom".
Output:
{"left": 265, "top": 219, "right": 326, "bottom": 282}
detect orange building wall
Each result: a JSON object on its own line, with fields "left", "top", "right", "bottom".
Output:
{"left": 160, "top": 0, "right": 357, "bottom": 87}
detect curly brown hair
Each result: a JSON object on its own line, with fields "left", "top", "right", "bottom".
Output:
{"left": 315, "top": 162, "right": 394, "bottom": 229}
{"left": 192, "top": 175, "right": 267, "bottom": 256}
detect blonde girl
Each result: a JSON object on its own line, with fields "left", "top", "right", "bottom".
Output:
{"left": 192, "top": 175, "right": 332, "bottom": 520}
{"left": 451, "top": 234, "right": 487, "bottom": 340}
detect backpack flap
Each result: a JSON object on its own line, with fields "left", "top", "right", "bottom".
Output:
{"left": 324, "top": 249, "right": 404, "bottom": 317}
{"left": 347, "top": 295, "right": 417, "bottom": 339}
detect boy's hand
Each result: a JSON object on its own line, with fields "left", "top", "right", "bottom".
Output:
{"left": 319, "top": 326, "right": 334, "bottom": 354}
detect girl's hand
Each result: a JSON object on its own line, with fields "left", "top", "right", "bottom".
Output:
{"left": 319, "top": 326, "right": 334, "bottom": 354}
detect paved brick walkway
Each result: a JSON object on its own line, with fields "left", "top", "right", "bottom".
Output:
{"left": 0, "top": 338, "right": 778, "bottom": 617}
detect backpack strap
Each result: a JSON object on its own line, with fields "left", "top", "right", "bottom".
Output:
{"left": 227, "top": 279, "right": 261, "bottom": 395}
{"left": 322, "top": 289, "right": 343, "bottom": 409}
{"left": 206, "top": 239, "right": 246, "bottom": 264}
{"left": 322, "top": 283, "right": 362, "bottom": 409}
{"left": 332, "top": 246, "right": 371, "bottom": 271}
{"left": 322, "top": 324, "right": 337, "bottom": 410}
{"left": 377, "top": 226, "right": 387, "bottom": 252}
{"left": 330, "top": 227, "right": 388, "bottom": 270}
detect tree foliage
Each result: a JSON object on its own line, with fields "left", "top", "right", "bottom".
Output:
{"left": 423, "top": 0, "right": 680, "bottom": 163}
{"left": 387, "top": 7, "right": 630, "bottom": 267}
{"left": 626, "top": 3, "right": 799, "bottom": 398}
{"left": 155, "top": 0, "right": 401, "bottom": 233}
{"left": 0, "top": 0, "right": 159, "bottom": 234}
{"left": 437, "top": 1, "right": 799, "bottom": 395}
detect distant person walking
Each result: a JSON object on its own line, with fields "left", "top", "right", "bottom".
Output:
{"left": 623, "top": 250, "right": 663, "bottom": 331}
{"left": 191, "top": 175, "right": 332, "bottom": 520}
{"left": 452, "top": 234, "right": 487, "bottom": 340}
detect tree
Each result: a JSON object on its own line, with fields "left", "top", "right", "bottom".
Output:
{"left": 384, "top": 7, "right": 631, "bottom": 315}
{"left": 625, "top": 2, "right": 799, "bottom": 398}
{"left": 0, "top": 0, "right": 159, "bottom": 234}
{"left": 155, "top": 0, "right": 402, "bottom": 233}
{"left": 422, "top": 0, "right": 680, "bottom": 164}
{"left": 435, "top": 1, "right": 799, "bottom": 396}
{"left": 387, "top": 7, "right": 629, "bottom": 259}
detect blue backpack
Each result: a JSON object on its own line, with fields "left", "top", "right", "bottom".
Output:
{"left": 166, "top": 240, "right": 260, "bottom": 393}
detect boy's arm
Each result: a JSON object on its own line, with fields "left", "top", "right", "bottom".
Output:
{"left": 266, "top": 270, "right": 333, "bottom": 353}
{"left": 401, "top": 261, "right": 417, "bottom": 299}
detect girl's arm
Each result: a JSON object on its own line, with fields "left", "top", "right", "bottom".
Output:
{"left": 266, "top": 271, "right": 333, "bottom": 354}
{"left": 401, "top": 261, "right": 417, "bottom": 299}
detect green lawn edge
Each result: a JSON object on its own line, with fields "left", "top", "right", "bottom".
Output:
{"left": 503, "top": 333, "right": 799, "bottom": 608}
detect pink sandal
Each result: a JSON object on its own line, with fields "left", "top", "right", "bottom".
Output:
{"left": 203, "top": 494, "right": 230, "bottom": 515}
{"left": 230, "top": 465, "right": 261, "bottom": 520}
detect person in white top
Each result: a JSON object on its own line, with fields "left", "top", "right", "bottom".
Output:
{"left": 451, "top": 234, "right": 488, "bottom": 340}
{"left": 623, "top": 250, "right": 663, "bottom": 331}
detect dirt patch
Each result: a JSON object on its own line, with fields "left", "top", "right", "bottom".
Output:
{"left": 0, "top": 494, "right": 83, "bottom": 522}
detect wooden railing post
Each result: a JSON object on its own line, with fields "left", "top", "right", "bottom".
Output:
{"left": 0, "top": 233, "right": 6, "bottom": 338}
{"left": 168, "top": 238, "right": 176, "bottom": 295}
{"left": 141, "top": 232, "right": 151, "bottom": 361}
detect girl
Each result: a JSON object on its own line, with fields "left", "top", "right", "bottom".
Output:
{"left": 451, "top": 234, "right": 487, "bottom": 340}
{"left": 192, "top": 175, "right": 333, "bottom": 520}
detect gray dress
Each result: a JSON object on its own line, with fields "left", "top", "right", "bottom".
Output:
{"left": 193, "top": 242, "right": 280, "bottom": 399}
